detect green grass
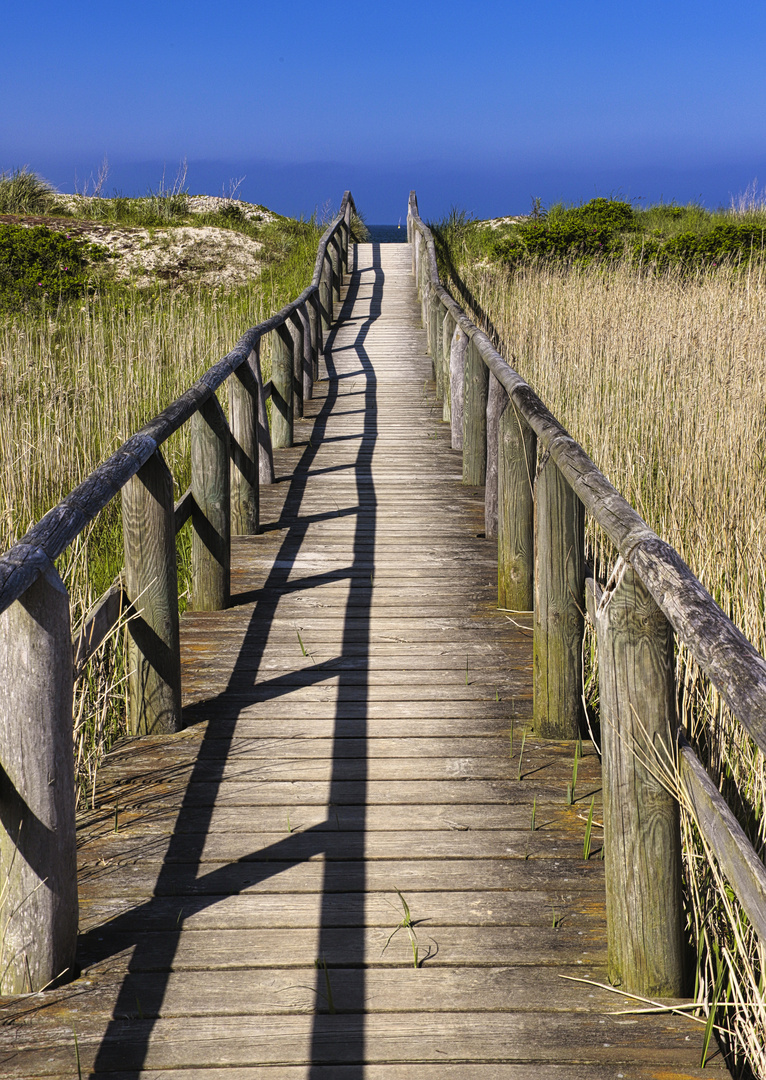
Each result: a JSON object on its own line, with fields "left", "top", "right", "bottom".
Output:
{"left": 0, "top": 166, "right": 57, "bottom": 215}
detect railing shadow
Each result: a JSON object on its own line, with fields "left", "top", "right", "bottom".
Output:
{"left": 83, "top": 243, "right": 383, "bottom": 1075}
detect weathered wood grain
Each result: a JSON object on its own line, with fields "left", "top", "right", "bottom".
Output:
{"left": 498, "top": 403, "right": 536, "bottom": 612}
{"left": 228, "top": 359, "right": 259, "bottom": 536}
{"left": 270, "top": 323, "right": 294, "bottom": 449}
{"left": 449, "top": 322, "right": 467, "bottom": 450}
{"left": 191, "top": 395, "right": 231, "bottom": 611}
{"left": 534, "top": 451, "right": 584, "bottom": 738}
{"left": 121, "top": 450, "right": 182, "bottom": 734}
{"left": 596, "top": 559, "right": 684, "bottom": 995}
{"left": 462, "top": 336, "right": 489, "bottom": 485}
{"left": 0, "top": 564, "right": 77, "bottom": 993}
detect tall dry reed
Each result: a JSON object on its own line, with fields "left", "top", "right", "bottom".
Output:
{"left": 0, "top": 241, "right": 316, "bottom": 805}
{"left": 450, "top": 255, "right": 766, "bottom": 1075}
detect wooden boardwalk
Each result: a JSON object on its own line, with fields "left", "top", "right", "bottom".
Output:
{"left": 0, "top": 244, "right": 724, "bottom": 1077}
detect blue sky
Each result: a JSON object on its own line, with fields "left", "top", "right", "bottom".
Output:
{"left": 3, "top": 0, "right": 766, "bottom": 220}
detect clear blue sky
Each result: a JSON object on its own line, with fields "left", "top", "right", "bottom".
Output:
{"left": 3, "top": 0, "right": 766, "bottom": 220}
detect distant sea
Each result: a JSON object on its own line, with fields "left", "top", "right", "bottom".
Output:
{"left": 366, "top": 225, "right": 407, "bottom": 243}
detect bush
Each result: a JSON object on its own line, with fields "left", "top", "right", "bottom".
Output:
{"left": 0, "top": 224, "right": 108, "bottom": 311}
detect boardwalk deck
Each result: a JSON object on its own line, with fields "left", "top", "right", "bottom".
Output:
{"left": 0, "top": 244, "right": 726, "bottom": 1077}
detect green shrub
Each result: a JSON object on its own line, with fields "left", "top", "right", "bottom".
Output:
{"left": 0, "top": 167, "right": 57, "bottom": 215}
{"left": 633, "top": 222, "right": 766, "bottom": 269}
{"left": 0, "top": 224, "right": 108, "bottom": 311}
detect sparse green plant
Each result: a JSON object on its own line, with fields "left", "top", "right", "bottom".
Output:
{"left": 583, "top": 798, "right": 595, "bottom": 859}
{"left": 383, "top": 890, "right": 420, "bottom": 969}
{"left": 517, "top": 728, "right": 527, "bottom": 780}
{"left": 571, "top": 744, "right": 580, "bottom": 800}
{"left": 530, "top": 795, "right": 536, "bottom": 831}
{"left": 314, "top": 957, "right": 336, "bottom": 1014}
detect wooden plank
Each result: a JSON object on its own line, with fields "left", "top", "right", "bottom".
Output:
{"left": 0, "top": 1012, "right": 720, "bottom": 1075}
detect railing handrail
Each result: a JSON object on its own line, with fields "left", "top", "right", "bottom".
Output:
{"left": 0, "top": 192, "right": 356, "bottom": 617}
{"left": 407, "top": 195, "right": 766, "bottom": 760}
{"left": 407, "top": 191, "right": 766, "bottom": 999}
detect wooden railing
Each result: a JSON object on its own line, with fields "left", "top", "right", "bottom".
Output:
{"left": 0, "top": 192, "right": 355, "bottom": 995}
{"left": 408, "top": 190, "right": 766, "bottom": 998}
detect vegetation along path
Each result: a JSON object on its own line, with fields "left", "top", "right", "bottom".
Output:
{"left": 0, "top": 243, "right": 726, "bottom": 1077}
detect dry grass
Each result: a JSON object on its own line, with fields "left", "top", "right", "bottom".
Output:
{"left": 0, "top": 216, "right": 318, "bottom": 806}
{"left": 448, "top": 255, "right": 766, "bottom": 1076}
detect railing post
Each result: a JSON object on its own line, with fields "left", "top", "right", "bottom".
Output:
{"left": 442, "top": 310, "right": 454, "bottom": 423}
{"left": 430, "top": 294, "right": 443, "bottom": 391}
{"left": 271, "top": 322, "right": 294, "bottom": 449}
{"left": 229, "top": 359, "right": 260, "bottom": 536}
{"left": 595, "top": 558, "right": 684, "bottom": 996}
{"left": 191, "top": 395, "right": 231, "bottom": 611}
{"left": 122, "top": 449, "right": 182, "bottom": 734}
{"left": 462, "top": 337, "right": 488, "bottom": 485}
{"left": 289, "top": 311, "right": 304, "bottom": 420}
{"left": 321, "top": 255, "right": 332, "bottom": 333}
{"left": 485, "top": 373, "right": 506, "bottom": 538}
{"left": 251, "top": 341, "right": 275, "bottom": 485}
{"left": 309, "top": 290, "right": 322, "bottom": 381}
{"left": 533, "top": 452, "right": 584, "bottom": 737}
{"left": 498, "top": 401, "right": 536, "bottom": 610}
{"left": 299, "top": 302, "right": 313, "bottom": 401}
{"left": 0, "top": 563, "right": 77, "bottom": 993}
{"left": 450, "top": 323, "right": 467, "bottom": 451}
{"left": 330, "top": 235, "right": 341, "bottom": 302}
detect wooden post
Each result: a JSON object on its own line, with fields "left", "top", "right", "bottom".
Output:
{"left": 485, "top": 373, "right": 506, "bottom": 538}
{"left": 320, "top": 256, "right": 332, "bottom": 333}
{"left": 450, "top": 323, "right": 467, "bottom": 451}
{"left": 442, "top": 310, "right": 454, "bottom": 423}
{"left": 289, "top": 311, "right": 304, "bottom": 420}
{"left": 308, "top": 291, "right": 321, "bottom": 382}
{"left": 330, "top": 235, "right": 341, "bottom": 302}
{"left": 299, "top": 303, "right": 313, "bottom": 401}
{"left": 191, "top": 395, "right": 231, "bottom": 611}
{"left": 0, "top": 564, "right": 78, "bottom": 993}
{"left": 271, "top": 322, "right": 294, "bottom": 449}
{"left": 462, "top": 337, "right": 489, "bottom": 485}
{"left": 228, "top": 359, "right": 259, "bottom": 535}
{"left": 534, "top": 451, "right": 584, "bottom": 738}
{"left": 122, "top": 449, "right": 182, "bottom": 734}
{"left": 431, "top": 295, "right": 444, "bottom": 393}
{"left": 498, "top": 401, "right": 536, "bottom": 610}
{"left": 596, "top": 558, "right": 684, "bottom": 996}
{"left": 250, "top": 342, "right": 274, "bottom": 485}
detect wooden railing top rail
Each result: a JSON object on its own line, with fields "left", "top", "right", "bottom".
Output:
{"left": 407, "top": 191, "right": 766, "bottom": 761}
{"left": 0, "top": 192, "right": 356, "bottom": 618}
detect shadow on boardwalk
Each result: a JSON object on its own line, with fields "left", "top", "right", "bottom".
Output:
{"left": 80, "top": 246, "right": 384, "bottom": 1076}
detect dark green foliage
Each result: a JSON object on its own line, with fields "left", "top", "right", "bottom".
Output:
{"left": 434, "top": 196, "right": 766, "bottom": 276}
{"left": 632, "top": 222, "right": 766, "bottom": 269}
{"left": 0, "top": 224, "right": 108, "bottom": 311}
{"left": 492, "top": 198, "right": 637, "bottom": 267}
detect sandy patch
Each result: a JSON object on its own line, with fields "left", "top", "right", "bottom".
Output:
{"left": 0, "top": 209, "right": 267, "bottom": 289}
